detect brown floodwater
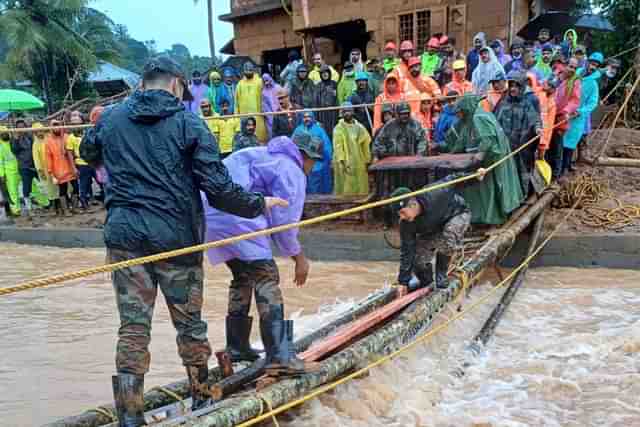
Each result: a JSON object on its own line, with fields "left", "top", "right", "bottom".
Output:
{"left": 1, "top": 243, "right": 639, "bottom": 426}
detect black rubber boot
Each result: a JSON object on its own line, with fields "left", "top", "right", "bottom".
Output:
{"left": 261, "top": 319, "right": 320, "bottom": 377}
{"left": 112, "top": 373, "right": 146, "bottom": 427}
{"left": 435, "top": 253, "right": 451, "bottom": 289}
{"left": 54, "top": 199, "right": 63, "bottom": 216}
{"left": 185, "top": 365, "right": 213, "bottom": 411}
{"left": 225, "top": 315, "right": 261, "bottom": 363}
{"left": 415, "top": 264, "right": 434, "bottom": 290}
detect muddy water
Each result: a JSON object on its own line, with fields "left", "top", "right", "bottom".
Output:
{"left": 1, "top": 244, "right": 639, "bottom": 426}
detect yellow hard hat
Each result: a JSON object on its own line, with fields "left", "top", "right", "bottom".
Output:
{"left": 535, "top": 159, "right": 552, "bottom": 186}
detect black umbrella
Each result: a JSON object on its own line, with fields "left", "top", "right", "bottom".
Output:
{"left": 517, "top": 11, "right": 573, "bottom": 40}
{"left": 575, "top": 14, "right": 615, "bottom": 32}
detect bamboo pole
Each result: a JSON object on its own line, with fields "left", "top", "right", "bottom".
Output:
{"left": 44, "top": 289, "right": 396, "bottom": 427}
{"left": 594, "top": 157, "right": 640, "bottom": 167}
{"left": 185, "top": 189, "right": 558, "bottom": 427}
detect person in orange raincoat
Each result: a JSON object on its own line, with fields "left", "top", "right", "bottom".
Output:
{"left": 480, "top": 70, "right": 507, "bottom": 112}
{"left": 415, "top": 93, "right": 435, "bottom": 147}
{"left": 403, "top": 56, "right": 442, "bottom": 118}
{"left": 45, "top": 120, "right": 77, "bottom": 214}
{"left": 391, "top": 40, "right": 415, "bottom": 82}
{"left": 373, "top": 75, "right": 405, "bottom": 133}
{"left": 536, "top": 78, "right": 558, "bottom": 158}
{"left": 444, "top": 60, "right": 473, "bottom": 96}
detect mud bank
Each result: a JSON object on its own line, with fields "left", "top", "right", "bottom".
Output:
{"left": 1, "top": 226, "right": 638, "bottom": 269}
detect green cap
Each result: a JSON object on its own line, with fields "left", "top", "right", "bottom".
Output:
{"left": 292, "top": 132, "right": 323, "bottom": 161}
{"left": 390, "top": 187, "right": 412, "bottom": 216}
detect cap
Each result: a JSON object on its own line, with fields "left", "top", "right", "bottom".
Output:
{"left": 541, "top": 43, "right": 554, "bottom": 53}
{"left": 355, "top": 71, "right": 369, "bottom": 81}
{"left": 243, "top": 62, "right": 255, "bottom": 73}
{"left": 385, "top": 41, "right": 397, "bottom": 51}
{"left": 292, "top": 132, "right": 323, "bottom": 160}
{"left": 452, "top": 60, "right": 466, "bottom": 70}
{"left": 341, "top": 101, "right": 354, "bottom": 111}
{"left": 489, "top": 70, "right": 506, "bottom": 82}
{"left": 400, "top": 40, "right": 414, "bottom": 51}
{"left": 297, "top": 63, "right": 309, "bottom": 73}
{"left": 143, "top": 55, "right": 193, "bottom": 101}
{"left": 588, "top": 52, "right": 604, "bottom": 65}
{"left": 408, "top": 57, "right": 421, "bottom": 68}
{"left": 427, "top": 37, "right": 440, "bottom": 48}
{"left": 396, "top": 102, "right": 411, "bottom": 114}
{"left": 210, "top": 71, "right": 221, "bottom": 80}
{"left": 390, "top": 187, "right": 413, "bottom": 216}
{"left": 439, "top": 35, "right": 449, "bottom": 45}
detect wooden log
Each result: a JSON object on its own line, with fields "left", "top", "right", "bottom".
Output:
{"left": 595, "top": 157, "right": 640, "bottom": 167}
{"left": 368, "top": 154, "right": 477, "bottom": 172}
{"left": 44, "top": 289, "right": 396, "bottom": 427}
{"left": 184, "top": 189, "right": 559, "bottom": 427}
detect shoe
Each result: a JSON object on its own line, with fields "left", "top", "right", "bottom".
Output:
{"left": 54, "top": 199, "right": 64, "bottom": 216}
{"left": 185, "top": 365, "right": 213, "bottom": 411}
{"left": 261, "top": 319, "right": 320, "bottom": 377}
{"left": 435, "top": 253, "right": 451, "bottom": 289}
{"left": 112, "top": 373, "right": 146, "bottom": 427}
{"left": 414, "top": 264, "right": 434, "bottom": 290}
{"left": 225, "top": 315, "right": 261, "bottom": 363}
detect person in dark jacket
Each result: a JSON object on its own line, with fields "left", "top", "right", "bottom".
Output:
{"left": 289, "top": 64, "right": 315, "bottom": 109}
{"left": 272, "top": 88, "right": 300, "bottom": 138}
{"left": 391, "top": 174, "right": 471, "bottom": 295}
{"left": 233, "top": 117, "right": 259, "bottom": 152}
{"left": 10, "top": 119, "right": 38, "bottom": 215}
{"left": 373, "top": 102, "right": 428, "bottom": 160}
{"left": 80, "top": 55, "right": 287, "bottom": 425}
{"left": 348, "top": 71, "right": 376, "bottom": 134}
{"left": 313, "top": 64, "right": 339, "bottom": 139}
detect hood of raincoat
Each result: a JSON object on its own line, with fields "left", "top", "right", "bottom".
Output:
{"left": 320, "top": 64, "right": 332, "bottom": 81}
{"left": 127, "top": 89, "right": 184, "bottom": 124}
{"left": 301, "top": 109, "right": 316, "bottom": 128}
{"left": 262, "top": 73, "right": 275, "bottom": 87}
{"left": 472, "top": 48, "right": 504, "bottom": 93}
{"left": 383, "top": 75, "right": 400, "bottom": 97}
{"left": 564, "top": 29, "right": 578, "bottom": 48}
{"left": 473, "top": 32, "right": 487, "bottom": 48}
{"left": 452, "top": 95, "right": 482, "bottom": 121}
{"left": 267, "top": 135, "right": 303, "bottom": 169}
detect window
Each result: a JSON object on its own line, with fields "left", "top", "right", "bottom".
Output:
{"left": 398, "top": 13, "right": 414, "bottom": 45}
{"left": 397, "top": 10, "right": 431, "bottom": 54}
{"left": 416, "top": 10, "right": 431, "bottom": 54}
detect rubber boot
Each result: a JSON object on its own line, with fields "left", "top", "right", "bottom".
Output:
{"left": 261, "top": 319, "right": 321, "bottom": 377}
{"left": 21, "top": 197, "right": 31, "bottom": 217}
{"left": 185, "top": 365, "right": 213, "bottom": 411}
{"left": 54, "top": 199, "right": 64, "bottom": 216}
{"left": 414, "top": 264, "right": 434, "bottom": 290}
{"left": 64, "top": 195, "right": 74, "bottom": 216}
{"left": 435, "top": 253, "right": 451, "bottom": 290}
{"left": 112, "top": 373, "right": 146, "bottom": 427}
{"left": 225, "top": 315, "right": 261, "bottom": 363}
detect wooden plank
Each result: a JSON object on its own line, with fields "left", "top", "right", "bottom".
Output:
{"left": 368, "top": 154, "right": 477, "bottom": 171}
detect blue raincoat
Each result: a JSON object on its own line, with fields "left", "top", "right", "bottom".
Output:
{"left": 293, "top": 111, "right": 333, "bottom": 194}
{"left": 563, "top": 70, "right": 600, "bottom": 150}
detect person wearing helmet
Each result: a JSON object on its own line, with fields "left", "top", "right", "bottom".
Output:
{"left": 494, "top": 71, "right": 542, "bottom": 196}
{"left": 373, "top": 74, "right": 405, "bottom": 133}
{"left": 392, "top": 40, "right": 415, "bottom": 81}
{"left": 481, "top": 70, "right": 507, "bottom": 113}
{"left": 348, "top": 71, "right": 376, "bottom": 134}
{"left": 466, "top": 32, "right": 487, "bottom": 80}
{"left": 235, "top": 62, "right": 268, "bottom": 142}
{"left": 420, "top": 37, "right": 442, "bottom": 77}
{"left": 289, "top": 63, "right": 315, "bottom": 109}
{"left": 373, "top": 101, "right": 428, "bottom": 160}
{"left": 383, "top": 41, "right": 400, "bottom": 73}
{"left": 444, "top": 60, "right": 473, "bottom": 96}
{"left": 403, "top": 57, "right": 441, "bottom": 120}
{"left": 338, "top": 61, "right": 357, "bottom": 105}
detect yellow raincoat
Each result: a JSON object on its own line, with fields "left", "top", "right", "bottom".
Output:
{"left": 332, "top": 118, "right": 371, "bottom": 195}
{"left": 31, "top": 125, "right": 59, "bottom": 200}
{"left": 235, "top": 75, "right": 267, "bottom": 142}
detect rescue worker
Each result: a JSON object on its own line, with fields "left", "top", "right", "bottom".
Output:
{"left": 383, "top": 41, "right": 400, "bottom": 74}
{"left": 80, "top": 55, "right": 285, "bottom": 425}
{"left": 373, "top": 75, "right": 405, "bottom": 133}
{"left": 313, "top": 64, "right": 339, "bottom": 139}
{"left": 333, "top": 102, "right": 372, "bottom": 196}
{"left": 32, "top": 122, "right": 59, "bottom": 208}
{"left": 272, "top": 89, "right": 300, "bottom": 138}
{"left": 494, "top": 72, "right": 542, "bottom": 196}
{"left": 309, "top": 52, "right": 339, "bottom": 83}
{"left": 289, "top": 63, "right": 315, "bottom": 109}
{"left": 10, "top": 119, "right": 39, "bottom": 215}
{"left": 537, "top": 78, "right": 558, "bottom": 161}
{"left": 235, "top": 62, "right": 268, "bottom": 142}
{"left": 348, "top": 71, "right": 376, "bottom": 134}
{"left": 403, "top": 57, "right": 441, "bottom": 118}
{"left": 294, "top": 111, "right": 333, "bottom": 194}
{"left": 480, "top": 70, "right": 507, "bottom": 112}
{"left": 0, "top": 126, "right": 21, "bottom": 216}
{"left": 393, "top": 40, "right": 415, "bottom": 81}
{"left": 445, "top": 60, "right": 473, "bottom": 96}
{"left": 416, "top": 93, "right": 434, "bottom": 139}
{"left": 203, "top": 133, "right": 322, "bottom": 376}
{"left": 46, "top": 120, "right": 77, "bottom": 216}
{"left": 373, "top": 102, "right": 428, "bottom": 160}
{"left": 420, "top": 37, "right": 442, "bottom": 77}
{"left": 337, "top": 62, "right": 357, "bottom": 105}
{"left": 391, "top": 174, "right": 472, "bottom": 295}
{"left": 233, "top": 117, "right": 260, "bottom": 152}
{"left": 440, "top": 95, "right": 523, "bottom": 225}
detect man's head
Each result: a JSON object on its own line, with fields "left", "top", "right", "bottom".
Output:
{"left": 223, "top": 68, "right": 235, "bottom": 84}
{"left": 400, "top": 40, "right": 414, "bottom": 62}
{"left": 473, "top": 35, "right": 484, "bottom": 50}
{"left": 541, "top": 44, "right": 553, "bottom": 63}
{"left": 350, "top": 48, "right": 362, "bottom": 64}
{"left": 508, "top": 77, "right": 524, "bottom": 98}
{"left": 50, "top": 119, "right": 63, "bottom": 136}
{"left": 343, "top": 62, "right": 355, "bottom": 76}
{"left": 426, "top": 37, "right": 439, "bottom": 54}
{"left": 445, "top": 90, "right": 458, "bottom": 106}
{"left": 302, "top": 110, "right": 314, "bottom": 127}
{"left": 452, "top": 60, "right": 466, "bottom": 80}
{"left": 479, "top": 47, "right": 491, "bottom": 63}
{"left": 277, "top": 88, "right": 290, "bottom": 109}
{"left": 524, "top": 50, "right": 537, "bottom": 68}
{"left": 142, "top": 55, "right": 193, "bottom": 102}
{"left": 313, "top": 52, "right": 324, "bottom": 68}
{"left": 292, "top": 132, "right": 323, "bottom": 175}
{"left": 510, "top": 43, "right": 523, "bottom": 59}
{"left": 565, "top": 57, "right": 579, "bottom": 79}
{"left": 384, "top": 42, "right": 397, "bottom": 59}
{"left": 391, "top": 188, "right": 421, "bottom": 222}
{"left": 587, "top": 52, "right": 604, "bottom": 75}
{"left": 244, "top": 117, "right": 256, "bottom": 135}
{"left": 192, "top": 70, "right": 202, "bottom": 85}
{"left": 420, "top": 95, "right": 432, "bottom": 113}
{"left": 288, "top": 50, "right": 300, "bottom": 64}
{"left": 543, "top": 78, "right": 559, "bottom": 95}
{"left": 0, "top": 126, "right": 9, "bottom": 142}
{"left": 538, "top": 28, "right": 551, "bottom": 43}
{"left": 490, "top": 70, "right": 507, "bottom": 92}
{"left": 201, "top": 100, "right": 212, "bottom": 117}
{"left": 220, "top": 99, "right": 231, "bottom": 115}
{"left": 408, "top": 57, "right": 421, "bottom": 77}
{"left": 243, "top": 62, "right": 255, "bottom": 78}
{"left": 490, "top": 40, "right": 501, "bottom": 57}
{"left": 15, "top": 119, "right": 27, "bottom": 129}
{"left": 356, "top": 72, "right": 369, "bottom": 90}
{"left": 296, "top": 64, "right": 309, "bottom": 81}
{"left": 210, "top": 71, "right": 222, "bottom": 85}
{"left": 382, "top": 104, "right": 395, "bottom": 124}
{"left": 575, "top": 46, "right": 586, "bottom": 62}
{"left": 606, "top": 58, "right": 621, "bottom": 78}
{"left": 320, "top": 64, "right": 332, "bottom": 82}
{"left": 386, "top": 76, "right": 399, "bottom": 95}
{"left": 396, "top": 102, "right": 411, "bottom": 124}
{"left": 342, "top": 102, "right": 354, "bottom": 122}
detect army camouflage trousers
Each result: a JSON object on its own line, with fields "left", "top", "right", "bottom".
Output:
{"left": 225, "top": 259, "right": 284, "bottom": 322}
{"left": 108, "top": 248, "right": 212, "bottom": 375}
{"left": 414, "top": 211, "right": 471, "bottom": 281}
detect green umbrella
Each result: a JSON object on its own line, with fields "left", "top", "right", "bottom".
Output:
{"left": 0, "top": 89, "right": 45, "bottom": 111}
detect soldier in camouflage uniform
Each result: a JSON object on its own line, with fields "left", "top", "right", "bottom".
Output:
{"left": 391, "top": 173, "right": 472, "bottom": 295}
{"left": 372, "top": 102, "right": 429, "bottom": 160}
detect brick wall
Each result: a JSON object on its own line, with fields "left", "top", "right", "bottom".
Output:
{"left": 233, "top": 10, "right": 299, "bottom": 63}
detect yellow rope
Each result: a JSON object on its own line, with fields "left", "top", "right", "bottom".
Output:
{"left": 235, "top": 177, "right": 589, "bottom": 427}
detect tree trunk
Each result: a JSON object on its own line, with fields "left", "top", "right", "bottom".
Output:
{"left": 595, "top": 157, "right": 640, "bottom": 167}
{"left": 207, "top": 0, "right": 215, "bottom": 59}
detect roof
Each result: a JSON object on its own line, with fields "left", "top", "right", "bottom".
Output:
{"left": 219, "top": 0, "right": 285, "bottom": 22}
{"left": 88, "top": 61, "right": 140, "bottom": 89}
{"left": 220, "top": 39, "right": 236, "bottom": 55}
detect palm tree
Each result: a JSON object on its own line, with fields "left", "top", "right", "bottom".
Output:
{"left": 194, "top": 0, "right": 216, "bottom": 58}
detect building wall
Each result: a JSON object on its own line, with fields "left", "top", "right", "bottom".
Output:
{"left": 233, "top": 10, "right": 299, "bottom": 63}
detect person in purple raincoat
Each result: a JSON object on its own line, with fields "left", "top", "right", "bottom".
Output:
{"left": 203, "top": 133, "right": 323, "bottom": 377}
{"left": 183, "top": 70, "right": 209, "bottom": 114}
{"left": 261, "top": 73, "right": 282, "bottom": 139}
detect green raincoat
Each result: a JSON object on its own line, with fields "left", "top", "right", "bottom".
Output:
{"left": 442, "top": 96, "right": 524, "bottom": 225}
{"left": 0, "top": 138, "right": 21, "bottom": 215}
{"left": 333, "top": 118, "right": 371, "bottom": 195}
{"left": 338, "top": 71, "right": 357, "bottom": 105}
